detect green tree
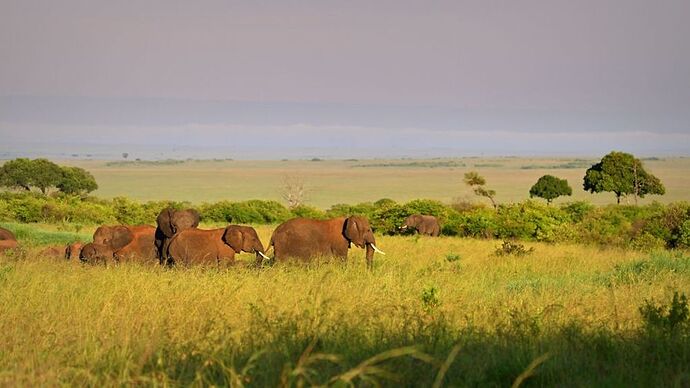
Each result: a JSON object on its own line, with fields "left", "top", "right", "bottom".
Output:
{"left": 0, "top": 158, "right": 34, "bottom": 191}
{"left": 463, "top": 171, "right": 497, "bottom": 209}
{"left": 583, "top": 151, "right": 665, "bottom": 204}
{"left": 57, "top": 166, "right": 98, "bottom": 195}
{"left": 529, "top": 175, "right": 572, "bottom": 205}
{"left": 30, "top": 159, "right": 64, "bottom": 194}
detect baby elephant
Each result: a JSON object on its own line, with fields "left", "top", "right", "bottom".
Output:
{"left": 64, "top": 242, "right": 84, "bottom": 260}
{"left": 0, "top": 226, "right": 18, "bottom": 254}
{"left": 400, "top": 214, "right": 441, "bottom": 237}
{"left": 167, "top": 225, "right": 268, "bottom": 268}
{"left": 79, "top": 242, "right": 115, "bottom": 265}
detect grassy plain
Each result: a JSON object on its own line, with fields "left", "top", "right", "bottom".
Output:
{"left": 64, "top": 157, "right": 690, "bottom": 208}
{"left": 2, "top": 224, "right": 690, "bottom": 386}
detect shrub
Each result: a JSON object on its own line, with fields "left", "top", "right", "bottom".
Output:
{"left": 290, "top": 205, "right": 327, "bottom": 220}
{"left": 640, "top": 291, "right": 689, "bottom": 335}
{"left": 494, "top": 240, "right": 535, "bottom": 257}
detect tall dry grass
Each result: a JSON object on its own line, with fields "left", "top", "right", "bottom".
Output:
{"left": 1, "top": 226, "right": 689, "bottom": 386}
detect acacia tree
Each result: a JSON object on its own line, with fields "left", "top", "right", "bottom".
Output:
{"left": 57, "top": 166, "right": 98, "bottom": 195}
{"left": 0, "top": 158, "right": 98, "bottom": 195}
{"left": 30, "top": 159, "right": 64, "bottom": 194}
{"left": 0, "top": 158, "right": 34, "bottom": 191}
{"left": 463, "top": 171, "right": 497, "bottom": 209}
{"left": 583, "top": 151, "right": 665, "bottom": 204}
{"left": 529, "top": 175, "right": 572, "bottom": 205}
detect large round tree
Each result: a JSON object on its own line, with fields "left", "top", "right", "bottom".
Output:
{"left": 57, "top": 166, "right": 98, "bottom": 195}
{"left": 529, "top": 175, "right": 572, "bottom": 204}
{"left": 583, "top": 151, "right": 665, "bottom": 204}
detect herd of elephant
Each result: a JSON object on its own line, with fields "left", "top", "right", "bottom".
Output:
{"left": 0, "top": 209, "right": 441, "bottom": 269}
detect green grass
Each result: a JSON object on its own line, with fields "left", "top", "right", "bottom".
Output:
{"left": 1, "top": 224, "right": 690, "bottom": 385}
{"left": 0, "top": 222, "right": 91, "bottom": 247}
{"left": 60, "top": 157, "right": 690, "bottom": 208}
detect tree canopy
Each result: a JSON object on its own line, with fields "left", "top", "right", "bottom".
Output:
{"left": 57, "top": 166, "right": 99, "bottom": 195}
{"left": 583, "top": 151, "right": 665, "bottom": 204}
{"left": 529, "top": 175, "right": 572, "bottom": 204}
{"left": 0, "top": 158, "right": 98, "bottom": 195}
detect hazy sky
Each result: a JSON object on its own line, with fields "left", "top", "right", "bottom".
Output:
{"left": 1, "top": 0, "right": 689, "bottom": 158}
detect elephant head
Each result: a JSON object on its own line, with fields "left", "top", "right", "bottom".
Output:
{"left": 64, "top": 242, "right": 84, "bottom": 260}
{"left": 79, "top": 242, "right": 114, "bottom": 265}
{"left": 400, "top": 214, "right": 422, "bottom": 232}
{"left": 156, "top": 208, "right": 201, "bottom": 238}
{"left": 223, "top": 225, "right": 269, "bottom": 264}
{"left": 0, "top": 227, "right": 16, "bottom": 241}
{"left": 93, "top": 226, "right": 134, "bottom": 250}
{"left": 343, "top": 215, "right": 384, "bottom": 269}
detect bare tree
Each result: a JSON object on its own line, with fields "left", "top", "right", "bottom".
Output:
{"left": 281, "top": 175, "right": 307, "bottom": 209}
{"left": 463, "top": 171, "right": 497, "bottom": 209}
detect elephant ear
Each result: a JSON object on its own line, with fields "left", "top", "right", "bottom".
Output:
{"left": 187, "top": 209, "right": 201, "bottom": 228}
{"left": 172, "top": 209, "right": 201, "bottom": 233}
{"left": 222, "top": 226, "right": 243, "bottom": 252}
{"left": 111, "top": 226, "right": 134, "bottom": 250}
{"left": 344, "top": 217, "right": 365, "bottom": 248}
{"left": 156, "top": 208, "right": 175, "bottom": 238}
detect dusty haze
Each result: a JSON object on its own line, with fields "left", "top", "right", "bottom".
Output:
{"left": 1, "top": 0, "right": 689, "bottom": 159}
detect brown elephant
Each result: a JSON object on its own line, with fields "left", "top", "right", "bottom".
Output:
{"left": 93, "top": 225, "right": 157, "bottom": 263}
{"left": 79, "top": 242, "right": 115, "bottom": 265}
{"left": 400, "top": 214, "right": 441, "bottom": 236}
{"left": 267, "top": 216, "right": 385, "bottom": 269}
{"left": 38, "top": 245, "right": 65, "bottom": 258}
{"left": 167, "top": 225, "right": 268, "bottom": 268}
{"left": 0, "top": 227, "right": 18, "bottom": 254}
{"left": 155, "top": 208, "right": 201, "bottom": 265}
{"left": 64, "top": 242, "right": 84, "bottom": 260}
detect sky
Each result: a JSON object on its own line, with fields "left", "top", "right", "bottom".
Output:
{"left": 1, "top": 0, "right": 689, "bottom": 159}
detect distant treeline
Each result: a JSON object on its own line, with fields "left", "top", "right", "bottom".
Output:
{"left": 1, "top": 192, "right": 688, "bottom": 250}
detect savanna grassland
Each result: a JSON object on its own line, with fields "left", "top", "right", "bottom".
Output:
{"left": 2, "top": 223, "right": 690, "bottom": 386}
{"left": 1, "top": 157, "right": 690, "bottom": 386}
{"left": 65, "top": 157, "right": 690, "bottom": 207}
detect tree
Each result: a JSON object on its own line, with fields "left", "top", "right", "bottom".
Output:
{"left": 529, "top": 175, "right": 572, "bottom": 204}
{"left": 584, "top": 151, "right": 665, "bottom": 204}
{"left": 57, "top": 166, "right": 99, "bottom": 195}
{"left": 0, "top": 158, "right": 62, "bottom": 194}
{"left": 0, "top": 158, "right": 34, "bottom": 191}
{"left": 281, "top": 175, "right": 307, "bottom": 209}
{"left": 0, "top": 158, "right": 98, "bottom": 196}
{"left": 30, "top": 159, "right": 64, "bottom": 194}
{"left": 122, "top": 152, "right": 129, "bottom": 159}
{"left": 463, "top": 171, "right": 497, "bottom": 209}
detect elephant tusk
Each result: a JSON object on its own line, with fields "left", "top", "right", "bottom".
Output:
{"left": 369, "top": 243, "right": 386, "bottom": 255}
{"left": 257, "top": 251, "right": 271, "bottom": 260}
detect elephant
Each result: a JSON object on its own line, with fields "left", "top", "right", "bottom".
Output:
{"left": 0, "top": 240, "right": 18, "bottom": 254}
{"left": 167, "top": 225, "right": 269, "bottom": 268}
{"left": 400, "top": 214, "right": 441, "bottom": 236}
{"left": 38, "top": 245, "right": 65, "bottom": 258}
{"left": 0, "top": 226, "right": 15, "bottom": 241}
{"left": 79, "top": 242, "right": 115, "bottom": 265}
{"left": 93, "top": 225, "right": 157, "bottom": 263}
{"left": 0, "top": 227, "right": 18, "bottom": 254}
{"left": 266, "top": 216, "right": 385, "bottom": 269}
{"left": 64, "top": 242, "right": 84, "bottom": 260}
{"left": 155, "top": 208, "right": 201, "bottom": 265}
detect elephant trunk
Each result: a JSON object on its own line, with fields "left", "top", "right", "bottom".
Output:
{"left": 365, "top": 243, "right": 374, "bottom": 269}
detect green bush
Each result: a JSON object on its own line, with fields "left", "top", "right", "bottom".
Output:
{"left": 1, "top": 191, "right": 689, "bottom": 249}
{"left": 200, "top": 200, "right": 292, "bottom": 224}
{"left": 290, "top": 205, "right": 327, "bottom": 220}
